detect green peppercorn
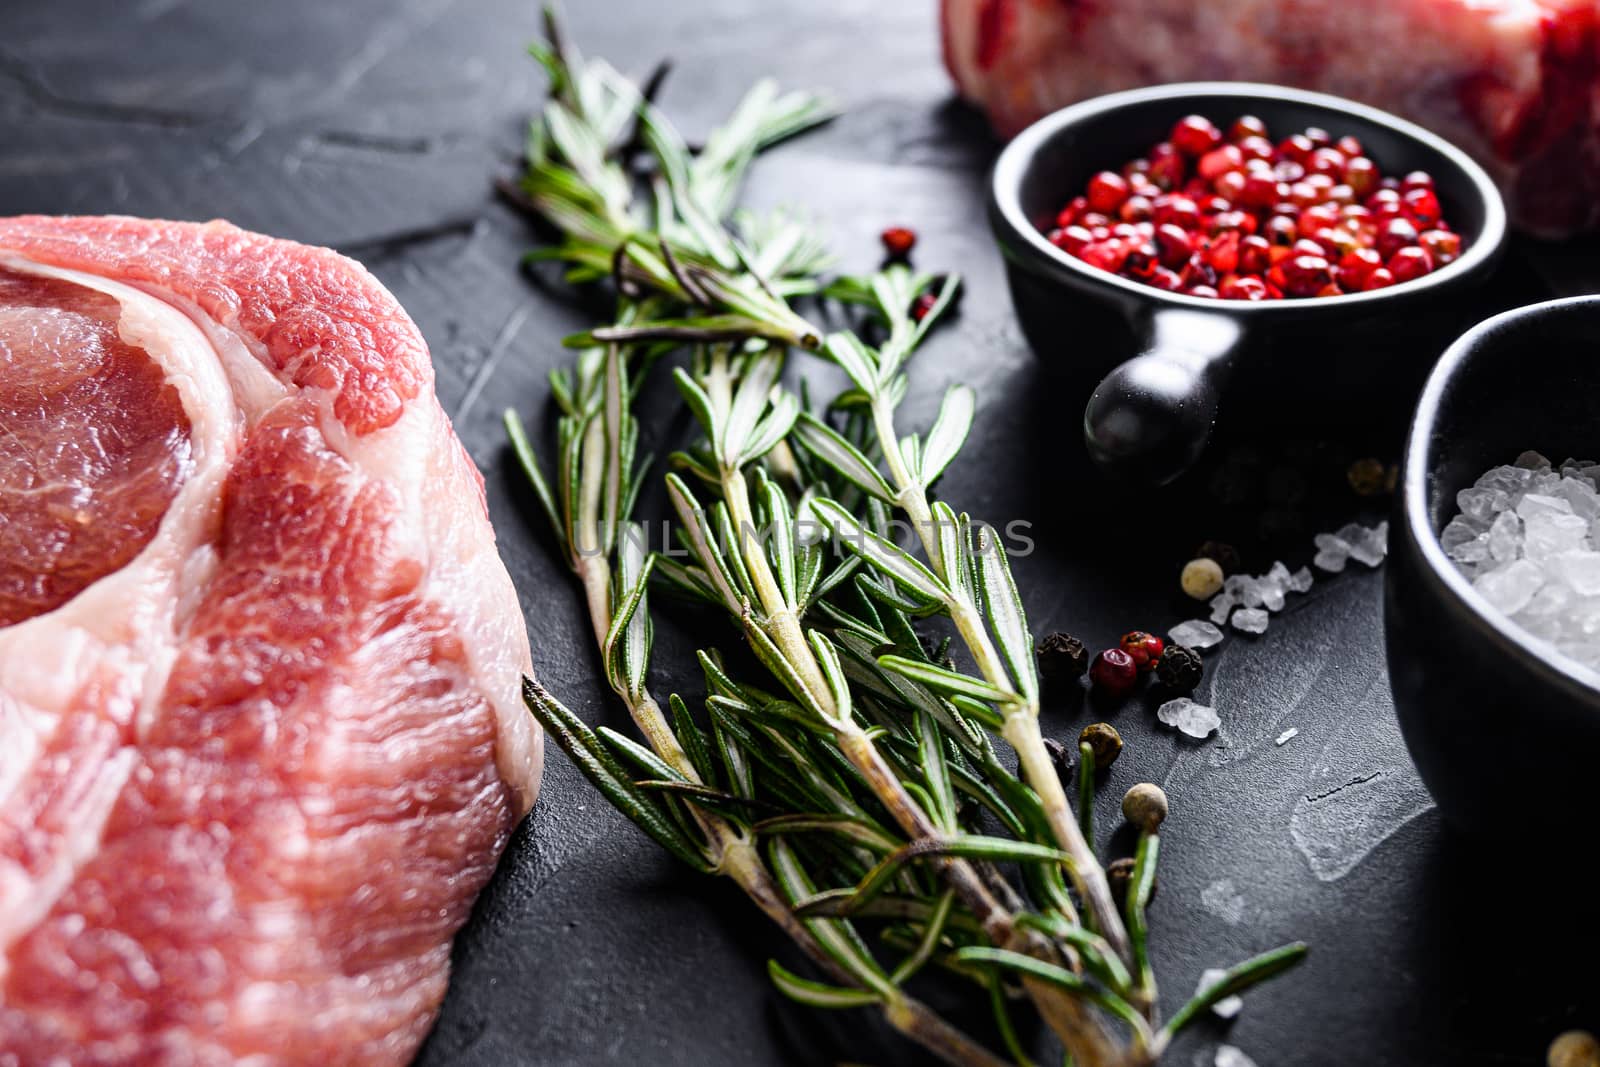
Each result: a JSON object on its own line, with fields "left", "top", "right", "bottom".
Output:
{"left": 1549, "top": 1031, "right": 1600, "bottom": 1067}
{"left": 1156, "top": 644, "right": 1204, "bottom": 693}
{"left": 1181, "top": 557, "right": 1224, "bottom": 600}
{"left": 1078, "top": 722, "right": 1123, "bottom": 769}
{"left": 1036, "top": 632, "right": 1089, "bottom": 685}
{"left": 1195, "top": 540, "right": 1241, "bottom": 576}
{"left": 1122, "top": 783, "right": 1169, "bottom": 833}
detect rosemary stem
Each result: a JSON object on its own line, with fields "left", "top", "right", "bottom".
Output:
{"left": 575, "top": 489, "right": 1001, "bottom": 1067}
{"left": 883, "top": 997, "right": 1014, "bottom": 1067}
{"left": 717, "top": 457, "right": 1023, "bottom": 950}
{"left": 835, "top": 727, "right": 1015, "bottom": 944}
{"left": 577, "top": 556, "right": 701, "bottom": 782}
{"left": 1009, "top": 715, "right": 1131, "bottom": 965}
{"left": 867, "top": 395, "right": 1133, "bottom": 966}
{"left": 1022, "top": 976, "right": 1131, "bottom": 1067}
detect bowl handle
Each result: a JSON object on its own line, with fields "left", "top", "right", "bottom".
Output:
{"left": 1082, "top": 308, "right": 1243, "bottom": 485}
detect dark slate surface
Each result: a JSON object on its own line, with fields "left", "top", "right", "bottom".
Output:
{"left": 4, "top": 3, "right": 1598, "bottom": 1065}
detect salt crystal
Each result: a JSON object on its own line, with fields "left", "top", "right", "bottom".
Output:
{"left": 1553, "top": 476, "right": 1600, "bottom": 520}
{"left": 1170, "top": 619, "right": 1225, "bottom": 650}
{"left": 1216, "top": 1046, "right": 1260, "bottom": 1067}
{"left": 1456, "top": 487, "right": 1508, "bottom": 523}
{"left": 1347, "top": 524, "right": 1387, "bottom": 567}
{"left": 1225, "top": 573, "right": 1265, "bottom": 609}
{"left": 1552, "top": 551, "right": 1600, "bottom": 597}
{"left": 1313, "top": 548, "right": 1348, "bottom": 573}
{"left": 1446, "top": 532, "right": 1490, "bottom": 565}
{"left": 1532, "top": 470, "right": 1563, "bottom": 496}
{"left": 1440, "top": 516, "right": 1485, "bottom": 550}
{"left": 1288, "top": 566, "right": 1313, "bottom": 593}
{"left": 1523, "top": 511, "right": 1587, "bottom": 560}
{"left": 1522, "top": 582, "right": 1574, "bottom": 622}
{"left": 1195, "top": 968, "right": 1244, "bottom": 1019}
{"left": 1476, "top": 464, "right": 1530, "bottom": 495}
{"left": 1210, "top": 592, "right": 1235, "bottom": 625}
{"left": 1488, "top": 511, "right": 1522, "bottom": 562}
{"left": 1275, "top": 727, "right": 1299, "bottom": 746}
{"left": 1258, "top": 562, "right": 1290, "bottom": 610}
{"left": 1231, "top": 607, "right": 1269, "bottom": 634}
{"left": 1157, "top": 697, "right": 1220, "bottom": 739}
{"left": 1517, "top": 492, "right": 1573, "bottom": 520}
{"left": 1313, "top": 531, "right": 1350, "bottom": 555}
{"left": 1474, "top": 558, "right": 1544, "bottom": 615}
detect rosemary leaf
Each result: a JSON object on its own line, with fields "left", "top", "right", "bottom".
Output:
{"left": 522, "top": 679, "right": 711, "bottom": 872}
{"left": 768, "top": 961, "right": 882, "bottom": 1010}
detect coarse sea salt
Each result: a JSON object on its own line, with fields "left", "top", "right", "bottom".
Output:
{"left": 1232, "top": 607, "right": 1269, "bottom": 633}
{"left": 1216, "top": 1047, "right": 1260, "bottom": 1067}
{"left": 1170, "top": 619, "right": 1225, "bottom": 650}
{"left": 1195, "top": 968, "right": 1244, "bottom": 1019}
{"left": 1275, "top": 727, "right": 1299, "bottom": 746}
{"left": 1444, "top": 453, "right": 1600, "bottom": 674}
{"left": 1314, "top": 521, "right": 1388, "bottom": 573}
{"left": 1157, "top": 697, "right": 1220, "bottom": 738}
{"left": 1197, "top": 558, "right": 1317, "bottom": 640}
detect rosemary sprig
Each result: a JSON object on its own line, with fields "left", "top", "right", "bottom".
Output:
{"left": 506, "top": 12, "right": 1306, "bottom": 1067}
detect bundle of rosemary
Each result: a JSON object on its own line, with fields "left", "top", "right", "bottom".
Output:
{"left": 504, "top": 13, "right": 1305, "bottom": 1066}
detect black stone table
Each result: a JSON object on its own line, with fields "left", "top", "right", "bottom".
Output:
{"left": 5, "top": 3, "right": 1597, "bottom": 1064}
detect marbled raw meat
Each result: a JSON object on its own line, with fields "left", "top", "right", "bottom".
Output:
{"left": 942, "top": 0, "right": 1600, "bottom": 235}
{"left": 0, "top": 216, "right": 539, "bottom": 1065}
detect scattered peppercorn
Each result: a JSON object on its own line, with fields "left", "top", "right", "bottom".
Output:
{"left": 1156, "top": 644, "right": 1204, "bottom": 693}
{"left": 1107, "top": 857, "right": 1137, "bottom": 906}
{"left": 1180, "top": 557, "right": 1225, "bottom": 600}
{"left": 1195, "top": 539, "right": 1241, "bottom": 576}
{"left": 1079, "top": 722, "right": 1123, "bottom": 769}
{"left": 909, "top": 291, "right": 939, "bottom": 321}
{"left": 880, "top": 226, "right": 917, "bottom": 261}
{"left": 1122, "top": 783, "right": 1170, "bottom": 833}
{"left": 1548, "top": 1031, "right": 1600, "bottom": 1067}
{"left": 1088, "top": 647, "right": 1139, "bottom": 697}
{"left": 1347, "top": 456, "right": 1388, "bottom": 496}
{"left": 1119, "top": 630, "right": 1165, "bottom": 672}
{"left": 1042, "top": 736, "right": 1072, "bottom": 774}
{"left": 1037, "top": 632, "right": 1089, "bottom": 684}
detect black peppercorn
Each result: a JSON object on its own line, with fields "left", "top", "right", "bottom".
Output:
{"left": 1036, "top": 632, "right": 1089, "bottom": 685}
{"left": 1195, "top": 540, "right": 1241, "bottom": 576}
{"left": 1042, "top": 736, "right": 1072, "bottom": 777}
{"left": 1155, "top": 644, "right": 1204, "bottom": 693}
{"left": 1079, "top": 722, "right": 1123, "bottom": 769}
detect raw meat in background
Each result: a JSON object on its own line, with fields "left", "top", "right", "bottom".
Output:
{"left": 942, "top": 0, "right": 1600, "bottom": 236}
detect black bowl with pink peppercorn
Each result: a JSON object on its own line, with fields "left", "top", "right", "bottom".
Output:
{"left": 989, "top": 82, "right": 1507, "bottom": 486}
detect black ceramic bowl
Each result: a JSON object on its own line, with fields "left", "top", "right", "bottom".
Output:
{"left": 989, "top": 82, "right": 1507, "bottom": 485}
{"left": 1386, "top": 297, "right": 1600, "bottom": 839}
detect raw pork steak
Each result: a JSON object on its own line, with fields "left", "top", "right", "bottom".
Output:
{"left": 0, "top": 216, "right": 539, "bottom": 1065}
{"left": 942, "top": 0, "right": 1600, "bottom": 236}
